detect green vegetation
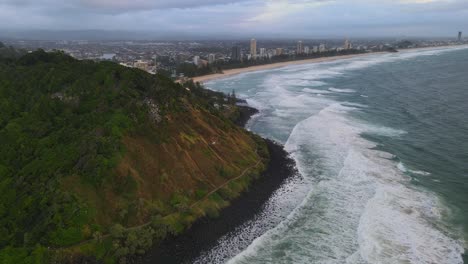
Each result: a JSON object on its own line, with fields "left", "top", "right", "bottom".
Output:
{"left": 0, "top": 49, "right": 268, "bottom": 263}
{"left": 0, "top": 42, "right": 27, "bottom": 59}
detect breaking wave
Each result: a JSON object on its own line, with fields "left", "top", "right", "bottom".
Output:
{"left": 202, "top": 46, "right": 468, "bottom": 264}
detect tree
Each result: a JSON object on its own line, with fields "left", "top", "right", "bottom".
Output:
{"left": 228, "top": 89, "right": 237, "bottom": 104}
{"left": 110, "top": 224, "right": 125, "bottom": 239}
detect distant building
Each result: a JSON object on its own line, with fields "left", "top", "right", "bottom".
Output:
{"left": 259, "top": 48, "right": 266, "bottom": 58}
{"left": 276, "top": 48, "right": 283, "bottom": 56}
{"left": 344, "top": 39, "right": 352, "bottom": 50}
{"left": 250, "top": 39, "right": 257, "bottom": 59}
{"left": 304, "top": 46, "right": 310, "bottom": 55}
{"left": 297, "top": 40, "right": 304, "bottom": 54}
{"left": 199, "top": 59, "right": 208, "bottom": 68}
{"left": 208, "top": 54, "right": 215, "bottom": 64}
{"left": 134, "top": 60, "right": 149, "bottom": 71}
{"left": 319, "top": 44, "right": 327, "bottom": 52}
{"left": 458, "top": 31, "right": 463, "bottom": 42}
{"left": 231, "top": 46, "right": 242, "bottom": 61}
{"left": 313, "top": 46, "right": 319, "bottom": 53}
{"left": 193, "top": 55, "right": 200, "bottom": 66}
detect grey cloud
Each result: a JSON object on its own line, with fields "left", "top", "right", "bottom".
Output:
{"left": 80, "top": 0, "right": 250, "bottom": 9}
{"left": 1, "top": 0, "right": 254, "bottom": 14}
{"left": 402, "top": 0, "right": 468, "bottom": 12}
{"left": 0, "top": 0, "right": 466, "bottom": 37}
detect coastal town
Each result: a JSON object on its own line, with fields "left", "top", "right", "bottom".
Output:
{"left": 2, "top": 34, "right": 465, "bottom": 80}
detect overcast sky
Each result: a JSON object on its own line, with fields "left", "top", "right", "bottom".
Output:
{"left": 0, "top": 0, "right": 467, "bottom": 38}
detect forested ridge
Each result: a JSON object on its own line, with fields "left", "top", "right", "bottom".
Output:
{"left": 0, "top": 49, "right": 268, "bottom": 263}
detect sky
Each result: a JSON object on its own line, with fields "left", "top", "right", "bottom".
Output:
{"left": 0, "top": 0, "right": 467, "bottom": 38}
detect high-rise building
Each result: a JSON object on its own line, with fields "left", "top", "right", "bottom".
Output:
{"left": 231, "top": 46, "right": 241, "bottom": 61}
{"left": 458, "top": 31, "right": 463, "bottom": 42}
{"left": 250, "top": 39, "right": 257, "bottom": 59}
{"left": 313, "top": 46, "right": 319, "bottom": 53}
{"left": 276, "top": 48, "right": 283, "bottom": 56}
{"left": 193, "top": 56, "right": 200, "bottom": 66}
{"left": 304, "top": 46, "right": 310, "bottom": 55}
{"left": 208, "top": 54, "right": 215, "bottom": 64}
{"left": 344, "top": 39, "right": 352, "bottom": 50}
{"left": 297, "top": 41, "right": 304, "bottom": 54}
{"left": 260, "top": 48, "right": 266, "bottom": 58}
{"left": 319, "top": 44, "right": 327, "bottom": 52}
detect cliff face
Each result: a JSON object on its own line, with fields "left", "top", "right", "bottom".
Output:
{"left": 0, "top": 51, "right": 267, "bottom": 263}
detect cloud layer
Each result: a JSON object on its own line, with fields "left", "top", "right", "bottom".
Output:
{"left": 0, "top": 0, "right": 466, "bottom": 37}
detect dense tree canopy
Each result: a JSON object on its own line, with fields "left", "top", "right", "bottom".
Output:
{"left": 0, "top": 50, "right": 188, "bottom": 261}
{"left": 0, "top": 49, "right": 268, "bottom": 264}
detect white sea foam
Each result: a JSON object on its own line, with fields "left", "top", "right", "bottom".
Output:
{"left": 398, "top": 162, "right": 432, "bottom": 176}
{"left": 329, "top": 87, "right": 356, "bottom": 93}
{"left": 201, "top": 46, "right": 466, "bottom": 264}
{"left": 285, "top": 80, "right": 327, "bottom": 87}
{"left": 362, "top": 123, "right": 407, "bottom": 137}
{"left": 228, "top": 103, "right": 464, "bottom": 264}
{"left": 302, "top": 88, "right": 332, "bottom": 94}
{"left": 193, "top": 171, "right": 309, "bottom": 264}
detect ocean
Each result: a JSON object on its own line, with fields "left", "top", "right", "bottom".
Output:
{"left": 201, "top": 46, "right": 468, "bottom": 264}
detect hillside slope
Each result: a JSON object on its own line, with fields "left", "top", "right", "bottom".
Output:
{"left": 0, "top": 50, "right": 268, "bottom": 263}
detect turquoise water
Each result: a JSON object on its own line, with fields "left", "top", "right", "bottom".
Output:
{"left": 200, "top": 46, "right": 468, "bottom": 263}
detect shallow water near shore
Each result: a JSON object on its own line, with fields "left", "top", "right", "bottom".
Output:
{"left": 204, "top": 46, "right": 468, "bottom": 263}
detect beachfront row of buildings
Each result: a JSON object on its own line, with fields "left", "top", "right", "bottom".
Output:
{"left": 228, "top": 39, "right": 353, "bottom": 63}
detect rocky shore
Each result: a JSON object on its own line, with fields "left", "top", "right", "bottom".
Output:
{"left": 234, "top": 104, "right": 259, "bottom": 127}
{"left": 137, "top": 106, "right": 298, "bottom": 264}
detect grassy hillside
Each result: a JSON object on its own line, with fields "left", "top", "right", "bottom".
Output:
{"left": 0, "top": 50, "right": 268, "bottom": 263}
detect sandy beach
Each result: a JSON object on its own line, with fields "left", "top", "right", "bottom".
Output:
{"left": 189, "top": 45, "right": 468, "bottom": 83}
{"left": 192, "top": 52, "right": 380, "bottom": 83}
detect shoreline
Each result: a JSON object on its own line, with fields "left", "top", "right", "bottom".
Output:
{"left": 191, "top": 52, "right": 376, "bottom": 83}
{"left": 133, "top": 44, "right": 468, "bottom": 264}
{"left": 137, "top": 108, "right": 298, "bottom": 264}
{"left": 233, "top": 103, "right": 259, "bottom": 127}
{"left": 189, "top": 44, "right": 468, "bottom": 84}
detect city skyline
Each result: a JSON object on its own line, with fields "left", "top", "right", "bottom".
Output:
{"left": 0, "top": 0, "right": 467, "bottom": 38}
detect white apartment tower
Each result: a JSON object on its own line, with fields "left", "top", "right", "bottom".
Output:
{"left": 297, "top": 41, "right": 304, "bottom": 54}
{"left": 344, "top": 39, "right": 352, "bottom": 50}
{"left": 319, "top": 44, "right": 326, "bottom": 52}
{"left": 208, "top": 54, "right": 215, "bottom": 64}
{"left": 193, "top": 56, "right": 200, "bottom": 66}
